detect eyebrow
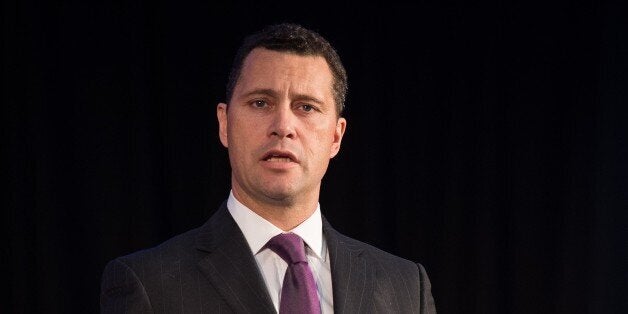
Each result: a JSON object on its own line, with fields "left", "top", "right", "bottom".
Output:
{"left": 241, "top": 88, "right": 325, "bottom": 105}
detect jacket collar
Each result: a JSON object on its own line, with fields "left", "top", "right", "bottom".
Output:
{"left": 324, "top": 216, "right": 373, "bottom": 313}
{"left": 195, "top": 202, "right": 276, "bottom": 314}
{"left": 195, "top": 202, "right": 374, "bottom": 314}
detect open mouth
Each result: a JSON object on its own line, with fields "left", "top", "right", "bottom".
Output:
{"left": 262, "top": 151, "right": 297, "bottom": 163}
{"left": 265, "top": 156, "right": 292, "bottom": 162}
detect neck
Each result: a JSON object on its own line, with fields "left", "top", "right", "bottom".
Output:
{"left": 231, "top": 188, "right": 319, "bottom": 231}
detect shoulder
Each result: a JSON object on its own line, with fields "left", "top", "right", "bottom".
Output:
{"left": 335, "top": 231, "right": 424, "bottom": 273}
{"left": 101, "top": 221, "right": 219, "bottom": 314}
{"left": 107, "top": 203, "right": 232, "bottom": 271}
{"left": 324, "top": 221, "right": 431, "bottom": 288}
{"left": 325, "top": 227, "right": 437, "bottom": 312}
{"left": 100, "top": 224, "right": 205, "bottom": 305}
{"left": 101, "top": 221, "right": 208, "bottom": 295}
{"left": 324, "top": 218, "right": 423, "bottom": 271}
{"left": 109, "top": 224, "right": 204, "bottom": 272}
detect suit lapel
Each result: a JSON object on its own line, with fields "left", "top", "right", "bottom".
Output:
{"left": 195, "top": 203, "right": 276, "bottom": 314}
{"left": 324, "top": 217, "right": 375, "bottom": 314}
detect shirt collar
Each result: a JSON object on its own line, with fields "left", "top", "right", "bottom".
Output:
{"left": 227, "top": 190, "right": 324, "bottom": 260}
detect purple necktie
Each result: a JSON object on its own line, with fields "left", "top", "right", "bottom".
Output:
{"left": 266, "top": 233, "right": 321, "bottom": 314}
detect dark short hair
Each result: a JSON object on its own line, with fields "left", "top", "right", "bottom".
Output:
{"left": 226, "top": 23, "right": 348, "bottom": 116}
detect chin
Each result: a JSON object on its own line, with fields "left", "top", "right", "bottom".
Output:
{"left": 261, "top": 187, "right": 298, "bottom": 204}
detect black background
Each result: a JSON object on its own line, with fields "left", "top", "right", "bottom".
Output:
{"left": 5, "top": 1, "right": 627, "bottom": 313}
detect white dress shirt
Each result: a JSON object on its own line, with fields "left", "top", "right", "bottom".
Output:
{"left": 227, "top": 191, "right": 333, "bottom": 313}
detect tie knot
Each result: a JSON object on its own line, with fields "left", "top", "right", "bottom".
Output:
{"left": 267, "top": 233, "right": 308, "bottom": 264}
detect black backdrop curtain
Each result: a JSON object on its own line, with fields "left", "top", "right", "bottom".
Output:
{"left": 4, "top": 1, "right": 627, "bottom": 313}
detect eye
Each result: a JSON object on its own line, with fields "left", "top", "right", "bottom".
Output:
{"left": 252, "top": 100, "right": 267, "bottom": 108}
{"left": 300, "top": 104, "right": 316, "bottom": 112}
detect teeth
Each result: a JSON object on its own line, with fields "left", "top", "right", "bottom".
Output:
{"left": 267, "top": 156, "right": 292, "bottom": 162}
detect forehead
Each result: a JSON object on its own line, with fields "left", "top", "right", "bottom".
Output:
{"left": 234, "top": 48, "right": 334, "bottom": 101}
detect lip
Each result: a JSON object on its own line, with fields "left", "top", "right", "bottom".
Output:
{"left": 260, "top": 149, "right": 299, "bottom": 163}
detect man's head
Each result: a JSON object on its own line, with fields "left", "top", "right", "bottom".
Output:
{"left": 217, "top": 24, "right": 347, "bottom": 213}
{"left": 226, "top": 23, "right": 347, "bottom": 116}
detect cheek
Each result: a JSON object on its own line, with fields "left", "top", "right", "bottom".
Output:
{"left": 229, "top": 115, "right": 258, "bottom": 140}
{"left": 227, "top": 121, "right": 250, "bottom": 156}
{"left": 308, "top": 125, "right": 336, "bottom": 156}
{"left": 228, "top": 118, "right": 268, "bottom": 159}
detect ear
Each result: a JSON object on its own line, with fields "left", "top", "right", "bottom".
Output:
{"left": 217, "top": 103, "right": 229, "bottom": 148}
{"left": 330, "top": 117, "right": 347, "bottom": 158}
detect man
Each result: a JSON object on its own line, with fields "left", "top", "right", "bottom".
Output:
{"left": 101, "top": 23, "right": 436, "bottom": 313}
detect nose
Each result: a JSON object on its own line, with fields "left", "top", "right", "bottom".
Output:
{"left": 269, "top": 105, "right": 296, "bottom": 139}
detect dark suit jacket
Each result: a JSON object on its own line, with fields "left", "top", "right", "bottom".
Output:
{"left": 100, "top": 202, "right": 436, "bottom": 313}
